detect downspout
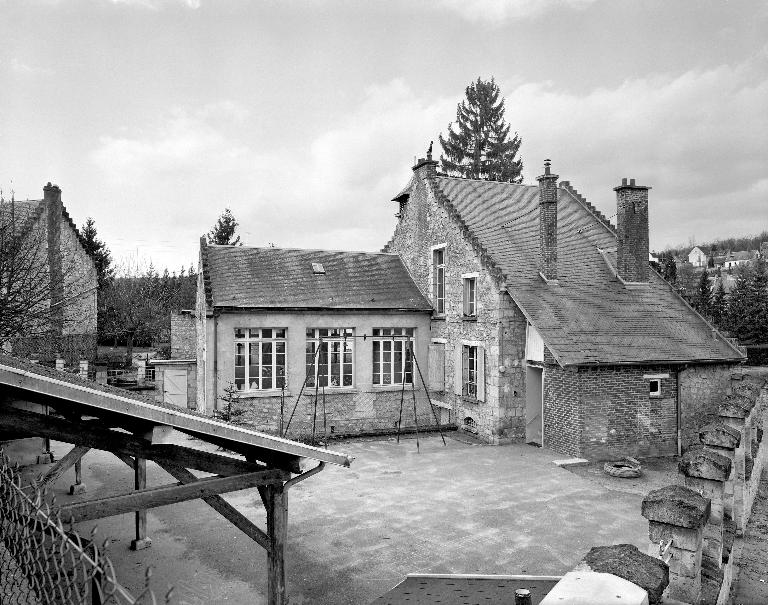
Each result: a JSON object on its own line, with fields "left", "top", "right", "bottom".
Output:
{"left": 213, "top": 313, "right": 219, "bottom": 413}
{"left": 284, "top": 462, "right": 325, "bottom": 490}
{"left": 677, "top": 364, "right": 687, "bottom": 456}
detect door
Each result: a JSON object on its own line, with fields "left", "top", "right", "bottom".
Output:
{"left": 525, "top": 366, "right": 543, "bottom": 445}
{"left": 163, "top": 368, "right": 188, "bottom": 408}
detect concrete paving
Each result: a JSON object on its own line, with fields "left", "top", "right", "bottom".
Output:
{"left": 42, "top": 433, "right": 649, "bottom": 605}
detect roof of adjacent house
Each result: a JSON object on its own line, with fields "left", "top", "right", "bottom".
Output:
{"left": 411, "top": 174, "right": 743, "bottom": 366}
{"left": 202, "top": 243, "right": 433, "bottom": 311}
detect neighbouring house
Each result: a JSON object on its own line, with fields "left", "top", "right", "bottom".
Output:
{"left": 723, "top": 250, "right": 756, "bottom": 270}
{"left": 0, "top": 183, "right": 98, "bottom": 364}
{"left": 152, "top": 310, "right": 198, "bottom": 409}
{"left": 383, "top": 152, "right": 745, "bottom": 459}
{"left": 688, "top": 246, "right": 709, "bottom": 267}
{"left": 196, "top": 241, "right": 439, "bottom": 437}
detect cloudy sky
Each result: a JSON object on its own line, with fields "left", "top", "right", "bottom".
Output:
{"left": 1, "top": 0, "right": 766, "bottom": 271}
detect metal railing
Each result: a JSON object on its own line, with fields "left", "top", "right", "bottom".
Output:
{"left": 0, "top": 452, "right": 172, "bottom": 605}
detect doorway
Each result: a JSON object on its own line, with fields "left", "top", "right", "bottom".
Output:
{"left": 163, "top": 368, "right": 188, "bottom": 408}
{"left": 525, "top": 365, "right": 543, "bottom": 445}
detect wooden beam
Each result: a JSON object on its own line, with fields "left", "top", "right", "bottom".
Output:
{"left": 158, "top": 462, "right": 270, "bottom": 551}
{"left": 57, "top": 469, "right": 288, "bottom": 523}
{"left": 0, "top": 406, "right": 299, "bottom": 474}
{"left": 130, "top": 456, "right": 151, "bottom": 550}
{"left": 260, "top": 483, "right": 288, "bottom": 605}
{"left": 39, "top": 445, "right": 90, "bottom": 488}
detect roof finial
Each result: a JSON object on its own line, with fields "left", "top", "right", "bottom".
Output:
{"left": 427, "top": 141, "right": 433, "bottom": 161}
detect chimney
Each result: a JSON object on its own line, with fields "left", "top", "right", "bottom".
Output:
{"left": 537, "top": 159, "right": 559, "bottom": 282}
{"left": 44, "top": 182, "right": 64, "bottom": 335}
{"left": 412, "top": 141, "right": 438, "bottom": 178}
{"left": 614, "top": 177, "right": 651, "bottom": 283}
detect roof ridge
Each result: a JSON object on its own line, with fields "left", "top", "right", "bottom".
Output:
{"left": 558, "top": 180, "right": 616, "bottom": 235}
{"left": 427, "top": 174, "right": 507, "bottom": 286}
{"left": 436, "top": 173, "right": 536, "bottom": 188}
{"left": 209, "top": 243, "right": 398, "bottom": 256}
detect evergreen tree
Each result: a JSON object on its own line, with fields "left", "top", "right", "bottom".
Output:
{"left": 80, "top": 217, "right": 114, "bottom": 288}
{"left": 711, "top": 279, "right": 727, "bottom": 328}
{"left": 439, "top": 77, "right": 523, "bottom": 182}
{"left": 207, "top": 208, "right": 242, "bottom": 246}
{"left": 693, "top": 270, "right": 712, "bottom": 316}
{"left": 725, "top": 264, "right": 753, "bottom": 342}
{"left": 662, "top": 255, "right": 677, "bottom": 284}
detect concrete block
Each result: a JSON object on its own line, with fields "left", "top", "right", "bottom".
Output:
{"left": 539, "top": 571, "right": 649, "bottom": 605}
{"left": 720, "top": 395, "right": 754, "bottom": 419}
{"left": 679, "top": 447, "right": 731, "bottom": 481}
{"left": 641, "top": 485, "right": 710, "bottom": 529}
{"left": 69, "top": 483, "right": 86, "bottom": 495}
{"left": 666, "top": 545, "right": 701, "bottom": 578}
{"left": 648, "top": 521, "right": 703, "bottom": 552}
{"left": 581, "top": 544, "right": 667, "bottom": 604}
{"left": 668, "top": 570, "right": 701, "bottom": 603}
{"left": 130, "top": 537, "right": 152, "bottom": 551}
{"left": 699, "top": 422, "right": 740, "bottom": 449}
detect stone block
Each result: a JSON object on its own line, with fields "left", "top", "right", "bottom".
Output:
{"left": 720, "top": 394, "right": 755, "bottom": 419}
{"left": 641, "top": 485, "right": 710, "bottom": 528}
{"left": 666, "top": 545, "right": 702, "bottom": 578}
{"left": 668, "top": 570, "right": 701, "bottom": 603}
{"left": 699, "top": 422, "right": 741, "bottom": 449}
{"left": 648, "top": 521, "right": 703, "bottom": 551}
{"left": 679, "top": 446, "right": 732, "bottom": 481}
{"left": 581, "top": 544, "right": 667, "bottom": 603}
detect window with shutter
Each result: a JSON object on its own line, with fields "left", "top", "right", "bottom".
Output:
{"left": 428, "top": 342, "right": 445, "bottom": 391}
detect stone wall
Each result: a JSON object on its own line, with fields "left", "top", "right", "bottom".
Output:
{"left": 170, "top": 311, "right": 196, "bottom": 359}
{"left": 679, "top": 364, "right": 735, "bottom": 451}
{"left": 386, "top": 160, "right": 525, "bottom": 443}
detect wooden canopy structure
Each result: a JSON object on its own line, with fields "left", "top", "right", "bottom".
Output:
{"left": 0, "top": 354, "right": 352, "bottom": 605}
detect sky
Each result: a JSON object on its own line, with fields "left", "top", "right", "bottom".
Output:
{"left": 1, "top": 0, "right": 767, "bottom": 271}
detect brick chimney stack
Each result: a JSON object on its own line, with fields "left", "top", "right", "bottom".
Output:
{"left": 614, "top": 177, "right": 651, "bottom": 283}
{"left": 412, "top": 141, "right": 438, "bottom": 178}
{"left": 537, "top": 159, "right": 559, "bottom": 281}
{"left": 44, "top": 182, "right": 64, "bottom": 335}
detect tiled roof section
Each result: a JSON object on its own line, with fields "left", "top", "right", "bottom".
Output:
{"left": 204, "top": 245, "right": 433, "bottom": 311}
{"left": 433, "top": 175, "right": 744, "bottom": 366}
{"left": 391, "top": 175, "right": 415, "bottom": 202}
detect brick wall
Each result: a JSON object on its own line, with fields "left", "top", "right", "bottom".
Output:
{"left": 542, "top": 346, "right": 582, "bottom": 457}
{"left": 170, "top": 311, "right": 196, "bottom": 359}
{"left": 679, "top": 364, "right": 737, "bottom": 451}
{"left": 386, "top": 161, "right": 525, "bottom": 443}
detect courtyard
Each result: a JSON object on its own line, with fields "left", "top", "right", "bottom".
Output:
{"left": 45, "top": 432, "right": 652, "bottom": 605}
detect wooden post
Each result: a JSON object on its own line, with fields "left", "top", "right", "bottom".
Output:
{"left": 261, "top": 483, "right": 287, "bottom": 605}
{"left": 130, "top": 457, "right": 151, "bottom": 550}
{"left": 70, "top": 457, "right": 87, "bottom": 495}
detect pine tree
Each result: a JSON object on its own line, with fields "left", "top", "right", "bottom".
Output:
{"left": 662, "top": 255, "right": 677, "bottom": 284}
{"left": 711, "top": 279, "right": 727, "bottom": 328}
{"left": 207, "top": 208, "right": 242, "bottom": 246}
{"left": 693, "top": 270, "right": 711, "bottom": 316}
{"left": 80, "top": 217, "right": 114, "bottom": 288}
{"left": 725, "top": 264, "right": 753, "bottom": 342}
{"left": 439, "top": 77, "right": 523, "bottom": 182}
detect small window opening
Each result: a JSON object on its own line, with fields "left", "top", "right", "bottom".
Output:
{"left": 649, "top": 379, "right": 661, "bottom": 398}
{"left": 463, "top": 416, "right": 478, "bottom": 434}
{"left": 312, "top": 262, "right": 325, "bottom": 275}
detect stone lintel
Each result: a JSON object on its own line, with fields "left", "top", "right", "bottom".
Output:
{"left": 641, "top": 485, "right": 711, "bottom": 528}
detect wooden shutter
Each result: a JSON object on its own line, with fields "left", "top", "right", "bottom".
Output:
{"left": 476, "top": 347, "right": 485, "bottom": 402}
{"left": 454, "top": 345, "right": 463, "bottom": 396}
{"left": 428, "top": 343, "right": 445, "bottom": 391}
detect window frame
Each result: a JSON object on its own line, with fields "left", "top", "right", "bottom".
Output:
{"left": 649, "top": 378, "right": 661, "bottom": 398}
{"left": 431, "top": 244, "right": 446, "bottom": 315}
{"left": 462, "top": 344, "right": 478, "bottom": 399}
{"left": 372, "top": 328, "right": 415, "bottom": 387}
{"left": 305, "top": 328, "right": 355, "bottom": 389}
{"left": 233, "top": 328, "right": 287, "bottom": 392}
{"left": 462, "top": 272, "right": 478, "bottom": 318}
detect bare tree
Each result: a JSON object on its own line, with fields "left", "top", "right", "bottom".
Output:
{"left": 0, "top": 185, "right": 98, "bottom": 362}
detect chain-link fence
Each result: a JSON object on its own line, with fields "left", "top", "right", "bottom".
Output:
{"left": 0, "top": 451, "right": 173, "bottom": 605}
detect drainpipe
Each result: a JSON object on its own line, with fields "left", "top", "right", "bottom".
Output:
{"left": 284, "top": 462, "right": 325, "bottom": 490}
{"left": 677, "top": 365, "right": 687, "bottom": 456}
{"left": 213, "top": 313, "right": 219, "bottom": 413}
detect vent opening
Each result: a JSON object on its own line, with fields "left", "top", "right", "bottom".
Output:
{"left": 312, "top": 262, "right": 325, "bottom": 275}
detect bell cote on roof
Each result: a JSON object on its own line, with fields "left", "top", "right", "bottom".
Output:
{"left": 614, "top": 178, "right": 651, "bottom": 284}
{"left": 536, "top": 159, "right": 559, "bottom": 283}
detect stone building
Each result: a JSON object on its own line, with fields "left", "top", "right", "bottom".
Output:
{"left": 196, "top": 241, "right": 439, "bottom": 437}
{"left": 1, "top": 183, "right": 98, "bottom": 364}
{"left": 383, "top": 152, "right": 745, "bottom": 458}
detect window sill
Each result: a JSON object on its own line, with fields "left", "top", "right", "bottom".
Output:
{"left": 432, "top": 314, "right": 447, "bottom": 321}
{"left": 233, "top": 389, "right": 290, "bottom": 399}
{"left": 461, "top": 396, "right": 481, "bottom": 405}
{"left": 372, "top": 384, "right": 418, "bottom": 392}
{"left": 462, "top": 315, "right": 477, "bottom": 322}
{"left": 301, "top": 387, "right": 357, "bottom": 395}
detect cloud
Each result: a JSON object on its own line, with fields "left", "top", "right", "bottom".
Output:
{"left": 500, "top": 59, "right": 768, "bottom": 248}
{"left": 7, "top": 57, "right": 53, "bottom": 76}
{"left": 437, "top": 0, "right": 596, "bottom": 24}
{"left": 106, "top": 0, "right": 200, "bottom": 9}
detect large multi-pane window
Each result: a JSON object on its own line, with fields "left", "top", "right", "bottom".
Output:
{"left": 462, "top": 344, "right": 478, "bottom": 398}
{"left": 234, "top": 328, "right": 286, "bottom": 391}
{"left": 372, "top": 328, "right": 415, "bottom": 386}
{"left": 432, "top": 247, "right": 445, "bottom": 314}
{"left": 306, "top": 328, "right": 354, "bottom": 388}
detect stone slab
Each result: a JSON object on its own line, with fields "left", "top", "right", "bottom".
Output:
{"left": 699, "top": 422, "right": 741, "bottom": 449}
{"left": 539, "top": 571, "right": 649, "bottom": 605}
{"left": 581, "top": 544, "right": 667, "bottom": 604}
{"left": 641, "top": 485, "right": 710, "bottom": 528}
{"left": 679, "top": 447, "right": 732, "bottom": 481}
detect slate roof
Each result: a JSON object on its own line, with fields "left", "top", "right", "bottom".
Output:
{"left": 203, "top": 244, "right": 432, "bottom": 311}
{"left": 428, "top": 175, "right": 744, "bottom": 366}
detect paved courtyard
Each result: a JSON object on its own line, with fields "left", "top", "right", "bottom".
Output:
{"left": 45, "top": 433, "right": 649, "bottom": 605}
